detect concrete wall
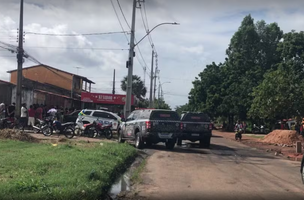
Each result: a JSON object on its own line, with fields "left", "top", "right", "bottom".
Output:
{"left": 0, "top": 84, "right": 12, "bottom": 105}
{"left": 11, "top": 86, "right": 34, "bottom": 107}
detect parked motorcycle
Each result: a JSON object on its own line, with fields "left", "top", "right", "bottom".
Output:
{"left": 94, "top": 120, "right": 113, "bottom": 139}
{"left": 252, "top": 124, "right": 268, "bottom": 134}
{"left": 75, "top": 120, "right": 97, "bottom": 138}
{"left": 33, "top": 116, "right": 54, "bottom": 134}
{"left": 0, "top": 117, "right": 24, "bottom": 131}
{"left": 235, "top": 128, "right": 243, "bottom": 141}
{"left": 42, "top": 119, "right": 75, "bottom": 139}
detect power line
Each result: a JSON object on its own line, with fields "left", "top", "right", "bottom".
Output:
{"left": 24, "top": 31, "right": 128, "bottom": 36}
{"left": 24, "top": 46, "right": 129, "bottom": 51}
{"left": 110, "top": 0, "right": 130, "bottom": 44}
{"left": 117, "top": 0, "right": 131, "bottom": 29}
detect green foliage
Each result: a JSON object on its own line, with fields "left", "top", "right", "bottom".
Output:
{"left": 187, "top": 14, "right": 301, "bottom": 122}
{"left": 175, "top": 103, "right": 190, "bottom": 116}
{"left": 0, "top": 140, "right": 137, "bottom": 200}
{"left": 121, "top": 75, "right": 147, "bottom": 100}
{"left": 154, "top": 98, "right": 171, "bottom": 110}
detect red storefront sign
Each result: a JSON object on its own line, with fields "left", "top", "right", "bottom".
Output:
{"left": 81, "top": 92, "right": 135, "bottom": 105}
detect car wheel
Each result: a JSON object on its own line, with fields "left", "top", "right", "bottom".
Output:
{"left": 118, "top": 129, "right": 125, "bottom": 143}
{"left": 135, "top": 132, "right": 144, "bottom": 149}
{"left": 165, "top": 139, "right": 176, "bottom": 150}
{"left": 200, "top": 137, "right": 211, "bottom": 148}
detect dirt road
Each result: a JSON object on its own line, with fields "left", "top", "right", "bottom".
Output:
{"left": 125, "top": 132, "right": 304, "bottom": 200}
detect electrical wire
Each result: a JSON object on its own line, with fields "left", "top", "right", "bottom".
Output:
{"left": 24, "top": 31, "right": 128, "bottom": 37}
{"left": 24, "top": 46, "right": 129, "bottom": 51}
{"left": 109, "top": 0, "right": 130, "bottom": 44}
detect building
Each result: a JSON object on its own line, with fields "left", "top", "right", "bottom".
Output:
{"left": 81, "top": 92, "right": 137, "bottom": 114}
{"left": 0, "top": 79, "right": 14, "bottom": 105}
{"left": 7, "top": 64, "right": 95, "bottom": 109}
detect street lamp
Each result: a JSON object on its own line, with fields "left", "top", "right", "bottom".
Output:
{"left": 124, "top": 19, "right": 179, "bottom": 118}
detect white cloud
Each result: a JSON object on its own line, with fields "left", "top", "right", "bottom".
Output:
{"left": 1, "top": 0, "right": 304, "bottom": 109}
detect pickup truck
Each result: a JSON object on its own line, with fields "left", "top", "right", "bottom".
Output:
{"left": 178, "top": 112, "right": 212, "bottom": 148}
{"left": 118, "top": 109, "right": 181, "bottom": 150}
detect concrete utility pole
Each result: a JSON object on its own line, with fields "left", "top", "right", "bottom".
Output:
{"left": 153, "top": 53, "right": 158, "bottom": 108}
{"left": 124, "top": 0, "right": 137, "bottom": 118}
{"left": 16, "top": 0, "right": 24, "bottom": 118}
{"left": 149, "top": 49, "right": 154, "bottom": 108}
{"left": 112, "top": 69, "right": 116, "bottom": 95}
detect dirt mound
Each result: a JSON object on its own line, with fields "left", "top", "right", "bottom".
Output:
{"left": 0, "top": 129, "right": 39, "bottom": 143}
{"left": 261, "top": 130, "right": 304, "bottom": 145}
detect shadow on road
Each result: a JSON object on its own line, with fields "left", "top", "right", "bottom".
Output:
{"left": 211, "top": 135, "right": 223, "bottom": 138}
{"left": 146, "top": 143, "right": 210, "bottom": 154}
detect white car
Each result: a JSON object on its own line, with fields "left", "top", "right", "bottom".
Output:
{"left": 76, "top": 109, "right": 121, "bottom": 130}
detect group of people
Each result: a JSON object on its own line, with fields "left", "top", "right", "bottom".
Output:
{"left": 234, "top": 120, "right": 247, "bottom": 133}
{"left": 0, "top": 102, "right": 79, "bottom": 129}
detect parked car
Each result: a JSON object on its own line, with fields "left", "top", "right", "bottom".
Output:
{"left": 75, "top": 109, "right": 121, "bottom": 131}
{"left": 178, "top": 112, "right": 212, "bottom": 148}
{"left": 118, "top": 109, "right": 181, "bottom": 150}
{"left": 63, "top": 110, "right": 81, "bottom": 123}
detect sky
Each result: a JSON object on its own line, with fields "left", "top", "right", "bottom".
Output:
{"left": 0, "top": 0, "right": 304, "bottom": 109}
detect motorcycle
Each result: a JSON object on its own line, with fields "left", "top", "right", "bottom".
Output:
{"left": 33, "top": 116, "right": 54, "bottom": 134}
{"left": 75, "top": 119, "right": 97, "bottom": 138}
{"left": 94, "top": 120, "right": 113, "bottom": 139}
{"left": 235, "top": 128, "right": 243, "bottom": 141}
{"left": 252, "top": 125, "right": 268, "bottom": 134}
{"left": 0, "top": 117, "right": 24, "bottom": 130}
{"left": 42, "top": 119, "right": 75, "bottom": 139}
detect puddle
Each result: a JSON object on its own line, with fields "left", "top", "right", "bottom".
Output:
{"left": 108, "top": 172, "right": 131, "bottom": 199}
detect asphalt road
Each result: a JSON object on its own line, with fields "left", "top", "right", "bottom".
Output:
{"left": 130, "top": 134, "right": 304, "bottom": 200}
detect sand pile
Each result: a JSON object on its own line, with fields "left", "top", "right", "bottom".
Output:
{"left": 261, "top": 130, "right": 304, "bottom": 145}
{"left": 0, "top": 129, "right": 38, "bottom": 143}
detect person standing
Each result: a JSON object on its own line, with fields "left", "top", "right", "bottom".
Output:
{"left": 35, "top": 104, "right": 43, "bottom": 120}
{"left": 28, "top": 105, "right": 35, "bottom": 129}
{"left": 0, "top": 103, "right": 5, "bottom": 118}
{"left": 20, "top": 103, "right": 28, "bottom": 129}
{"left": 7, "top": 103, "right": 15, "bottom": 119}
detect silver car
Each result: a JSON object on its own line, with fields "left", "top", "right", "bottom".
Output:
{"left": 76, "top": 109, "right": 121, "bottom": 130}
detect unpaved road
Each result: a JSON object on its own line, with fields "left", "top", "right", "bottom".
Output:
{"left": 126, "top": 132, "right": 304, "bottom": 200}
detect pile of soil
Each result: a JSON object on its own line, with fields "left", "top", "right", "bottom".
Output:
{"left": 261, "top": 130, "right": 304, "bottom": 145}
{"left": 0, "top": 129, "right": 39, "bottom": 143}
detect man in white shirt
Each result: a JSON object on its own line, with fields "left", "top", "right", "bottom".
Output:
{"left": 20, "top": 103, "right": 28, "bottom": 129}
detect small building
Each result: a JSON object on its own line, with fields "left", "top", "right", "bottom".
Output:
{"left": 7, "top": 64, "right": 95, "bottom": 109}
{"left": 0, "top": 79, "right": 14, "bottom": 105}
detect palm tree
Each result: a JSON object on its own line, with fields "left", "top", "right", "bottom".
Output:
{"left": 121, "top": 75, "right": 147, "bottom": 100}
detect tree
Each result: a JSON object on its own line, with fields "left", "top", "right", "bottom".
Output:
{"left": 175, "top": 103, "right": 190, "bottom": 116}
{"left": 154, "top": 98, "right": 171, "bottom": 110}
{"left": 121, "top": 75, "right": 147, "bottom": 100}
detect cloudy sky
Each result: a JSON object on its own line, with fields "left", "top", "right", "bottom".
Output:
{"left": 0, "top": 0, "right": 304, "bottom": 109}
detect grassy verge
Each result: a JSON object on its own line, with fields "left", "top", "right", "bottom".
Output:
{"left": 130, "top": 159, "right": 146, "bottom": 184}
{"left": 0, "top": 139, "right": 137, "bottom": 200}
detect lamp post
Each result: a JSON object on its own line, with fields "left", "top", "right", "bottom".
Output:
{"left": 124, "top": 20, "right": 179, "bottom": 118}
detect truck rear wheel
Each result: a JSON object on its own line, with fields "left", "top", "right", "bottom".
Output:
{"left": 135, "top": 132, "right": 144, "bottom": 149}
{"left": 200, "top": 137, "right": 211, "bottom": 148}
{"left": 165, "top": 139, "right": 176, "bottom": 150}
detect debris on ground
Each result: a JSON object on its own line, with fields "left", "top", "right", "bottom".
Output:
{"left": 0, "top": 129, "right": 39, "bottom": 143}
{"left": 260, "top": 130, "right": 304, "bottom": 146}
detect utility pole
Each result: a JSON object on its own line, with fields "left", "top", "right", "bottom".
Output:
{"left": 124, "top": 0, "right": 137, "bottom": 118}
{"left": 149, "top": 49, "right": 154, "bottom": 108}
{"left": 158, "top": 82, "right": 161, "bottom": 108}
{"left": 16, "top": 0, "right": 24, "bottom": 118}
{"left": 112, "top": 69, "right": 116, "bottom": 95}
{"left": 153, "top": 53, "right": 158, "bottom": 108}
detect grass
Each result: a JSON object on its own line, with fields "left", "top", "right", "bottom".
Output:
{"left": 130, "top": 159, "right": 146, "bottom": 184}
{"left": 0, "top": 139, "right": 137, "bottom": 200}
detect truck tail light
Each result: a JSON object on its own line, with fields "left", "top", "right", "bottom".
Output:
{"left": 209, "top": 124, "right": 213, "bottom": 130}
{"left": 180, "top": 123, "right": 183, "bottom": 130}
{"left": 146, "top": 121, "right": 151, "bottom": 129}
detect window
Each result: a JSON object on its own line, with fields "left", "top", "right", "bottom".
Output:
{"left": 139, "top": 110, "right": 151, "bottom": 119}
{"left": 132, "top": 111, "right": 140, "bottom": 120}
{"left": 150, "top": 111, "right": 180, "bottom": 121}
{"left": 84, "top": 111, "right": 92, "bottom": 115}
{"left": 92, "top": 111, "right": 116, "bottom": 120}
